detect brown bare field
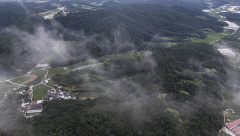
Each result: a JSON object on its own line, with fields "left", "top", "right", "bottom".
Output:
{"left": 22, "top": 74, "right": 38, "bottom": 85}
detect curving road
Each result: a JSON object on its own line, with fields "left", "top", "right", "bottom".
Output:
{"left": 0, "top": 58, "right": 49, "bottom": 104}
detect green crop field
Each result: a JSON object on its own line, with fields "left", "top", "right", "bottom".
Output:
{"left": 190, "top": 32, "right": 229, "bottom": 44}
{"left": 31, "top": 67, "right": 44, "bottom": 72}
{"left": 48, "top": 67, "right": 67, "bottom": 75}
{"left": 10, "top": 76, "right": 30, "bottom": 84}
{"left": 98, "top": 51, "right": 146, "bottom": 62}
{"left": 32, "top": 84, "right": 51, "bottom": 101}
{"left": 48, "top": 51, "right": 147, "bottom": 76}
{"left": 67, "top": 61, "right": 93, "bottom": 70}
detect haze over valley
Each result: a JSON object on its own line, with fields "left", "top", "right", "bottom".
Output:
{"left": 1, "top": 0, "right": 240, "bottom": 136}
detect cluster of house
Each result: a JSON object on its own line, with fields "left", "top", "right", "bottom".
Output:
{"left": 21, "top": 100, "right": 43, "bottom": 117}
{"left": 18, "top": 89, "right": 32, "bottom": 96}
{"left": 227, "top": 109, "right": 236, "bottom": 114}
{"left": 36, "top": 64, "right": 49, "bottom": 69}
{"left": 19, "top": 88, "right": 41, "bottom": 116}
{"left": 225, "top": 118, "right": 240, "bottom": 136}
{"left": 18, "top": 84, "right": 77, "bottom": 118}
{"left": 44, "top": 85, "right": 77, "bottom": 101}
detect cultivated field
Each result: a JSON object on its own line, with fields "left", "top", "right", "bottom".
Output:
{"left": 32, "top": 84, "right": 51, "bottom": 101}
{"left": 190, "top": 32, "right": 230, "bottom": 44}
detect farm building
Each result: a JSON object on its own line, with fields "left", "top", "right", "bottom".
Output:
{"left": 26, "top": 101, "right": 43, "bottom": 114}
{"left": 225, "top": 118, "right": 240, "bottom": 136}
{"left": 36, "top": 64, "right": 49, "bottom": 68}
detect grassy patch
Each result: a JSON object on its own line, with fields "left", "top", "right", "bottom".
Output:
{"left": 179, "top": 90, "right": 190, "bottom": 96}
{"left": 50, "top": 51, "right": 146, "bottom": 74}
{"left": 32, "top": 84, "right": 51, "bottom": 101}
{"left": 39, "top": 10, "right": 59, "bottom": 19}
{"left": 225, "top": 113, "right": 240, "bottom": 122}
{"left": 220, "top": 131, "right": 229, "bottom": 136}
{"left": 72, "top": 4, "right": 78, "bottom": 8}
{"left": 81, "top": 5, "right": 94, "bottom": 10}
{"left": 48, "top": 51, "right": 146, "bottom": 76}
{"left": 222, "top": 87, "right": 240, "bottom": 110}
{"left": 67, "top": 61, "right": 92, "bottom": 70}
{"left": 74, "top": 83, "right": 105, "bottom": 92}
{"left": 166, "top": 108, "right": 179, "bottom": 118}
{"left": 208, "top": 10, "right": 224, "bottom": 20}
{"left": 39, "top": 10, "right": 55, "bottom": 15}
{"left": 26, "top": 70, "right": 47, "bottom": 86}
{"left": 98, "top": 51, "right": 146, "bottom": 62}
{"left": 31, "top": 67, "right": 44, "bottom": 72}
{"left": 190, "top": 32, "right": 227, "bottom": 44}
{"left": 48, "top": 67, "right": 67, "bottom": 75}
{"left": 222, "top": 87, "right": 240, "bottom": 123}
{"left": 10, "top": 76, "right": 30, "bottom": 84}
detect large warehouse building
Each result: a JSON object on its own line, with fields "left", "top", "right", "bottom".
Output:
{"left": 225, "top": 119, "right": 240, "bottom": 136}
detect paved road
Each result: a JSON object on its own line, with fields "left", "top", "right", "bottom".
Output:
{"left": 6, "top": 80, "right": 26, "bottom": 87}
{"left": 71, "top": 63, "right": 103, "bottom": 72}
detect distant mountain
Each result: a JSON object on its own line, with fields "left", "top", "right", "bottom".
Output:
{"left": 0, "top": 2, "right": 47, "bottom": 77}
{"left": 0, "top": 2, "right": 45, "bottom": 30}
{"left": 56, "top": 3, "right": 226, "bottom": 42}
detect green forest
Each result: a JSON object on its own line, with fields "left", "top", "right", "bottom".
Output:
{"left": 0, "top": 0, "right": 239, "bottom": 136}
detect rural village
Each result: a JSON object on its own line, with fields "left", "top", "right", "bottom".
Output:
{"left": 1, "top": 62, "right": 80, "bottom": 118}
{"left": 1, "top": 1, "right": 240, "bottom": 136}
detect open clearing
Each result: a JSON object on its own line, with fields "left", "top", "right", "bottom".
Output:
{"left": 10, "top": 74, "right": 38, "bottom": 85}
{"left": 32, "top": 84, "right": 51, "bottom": 101}
{"left": 22, "top": 74, "right": 38, "bottom": 85}
{"left": 48, "top": 51, "right": 146, "bottom": 75}
{"left": 26, "top": 70, "right": 48, "bottom": 86}
{"left": 10, "top": 76, "right": 30, "bottom": 84}
{"left": 190, "top": 32, "right": 229, "bottom": 43}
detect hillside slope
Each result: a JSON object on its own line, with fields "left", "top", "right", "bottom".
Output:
{"left": 56, "top": 3, "right": 227, "bottom": 42}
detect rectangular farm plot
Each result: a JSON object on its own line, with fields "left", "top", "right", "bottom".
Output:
{"left": 10, "top": 76, "right": 30, "bottom": 84}
{"left": 32, "top": 84, "right": 51, "bottom": 101}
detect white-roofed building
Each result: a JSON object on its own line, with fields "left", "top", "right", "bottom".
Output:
{"left": 36, "top": 64, "right": 49, "bottom": 68}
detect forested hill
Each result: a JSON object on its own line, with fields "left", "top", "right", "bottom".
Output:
{"left": 33, "top": 43, "right": 228, "bottom": 136}
{"left": 0, "top": 1, "right": 228, "bottom": 77}
{"left": 48, "top": 0, "right": 229, "bottom": 7}
{"left": 56, "top": 3, "right": 226, "bottom": 42}
{"left": 0, "top": 2, "right": 48, "bottom": 78}
{"left": 0, "top": 2, "right": 46, "bottom": 31}
{"left": 0, "top": 0, "right": 237, "bottom": 136}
